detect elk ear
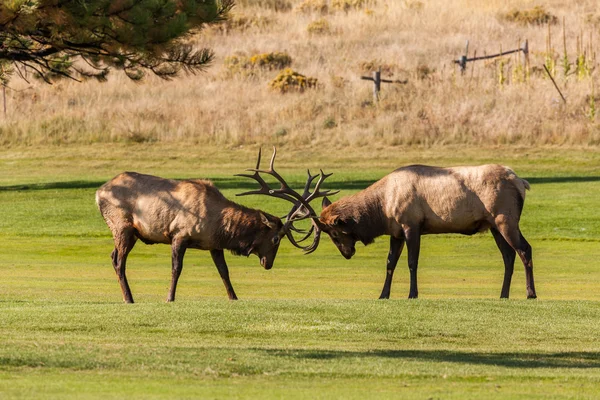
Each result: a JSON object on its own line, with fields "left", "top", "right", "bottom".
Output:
{"left": 260, "top": 213, "right": 276, "bottom": 229}
{"left": 322, "top": 197, "right": 332, "bottom": 209}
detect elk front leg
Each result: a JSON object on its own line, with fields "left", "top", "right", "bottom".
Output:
{"left": 404, "top": 226, "right": 421, "bottom": 299}
{"left": 491, "top": 227, "right": 516, "bottom": 298}
{"left": 167, "top": 238, "right": 188, "bottom": 302}
{"left": 379, "top": 236, "right": 405, "bottom": 299}
{"left": 210, "top": 249, "right": 238, "bottom": 300}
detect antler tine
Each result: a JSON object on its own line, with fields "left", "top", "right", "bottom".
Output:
{"left": 301, "top": 169, "right": 320, "bottom": 198}
{"left": 244, "top": 146, "right": 297, "bottom": 195}
{"left": 269, "top": 146, "right": 276, "bottom": 171}
{"left": 305, "top": 169, "right": 340, "bottom": 203}
{"left": 288, "top": 223, "right": 310, "bottom": 234}
{"left": 235, "top": 147, "right": 299, "bottom": 203}
{"left": 301, "top": 225, "right": 321, "bottom": 254}
{"left": 287, "top": 223, "right": 315, "bottom": 242}
{"left": 284, "top": 224, "right": 320, "bottom": 254}
{"left": 255, "top": 147, "right": 262, "bottom": 170}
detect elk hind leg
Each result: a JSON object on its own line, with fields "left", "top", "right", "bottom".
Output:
{"left": 491, "top": 227, "right": 516, "bottom": 298}
{"left": 111, "top": 228, "right": 137, "bottom": 303}
{"left": 495, "top": 217, "right": 536, "bottom": 299}
{"left": 404, "top": 226, "right": 421, "bottom": 299}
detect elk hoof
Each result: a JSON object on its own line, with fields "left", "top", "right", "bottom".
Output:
{"left": 527, "top": 294, "right": 537, "bottom": 299}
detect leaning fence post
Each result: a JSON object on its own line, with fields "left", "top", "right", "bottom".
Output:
{"left": 373, "top": 68, "right": 381, "bottom": 102}
{"left": 522, "top": 39, "right": 529, "bottom": 81}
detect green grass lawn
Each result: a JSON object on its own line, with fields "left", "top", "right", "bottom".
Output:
{"left": 1, "top": 144, "right": 600, "bottom": 399}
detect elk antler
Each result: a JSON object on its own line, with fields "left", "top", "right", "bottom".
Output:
{"left": 236, "top": 147, "right": 338, "bottom": 254}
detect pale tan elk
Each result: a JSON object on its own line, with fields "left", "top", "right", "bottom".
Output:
{"left": 314, "top": 164, "right": 536, "bottom": 299}
{"left": 96, "top": 148, "right": 335, "bottom": 303}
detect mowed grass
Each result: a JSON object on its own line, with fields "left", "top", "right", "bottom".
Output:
{"left": 1, "top": 145, "right": 600, "bottom": 399}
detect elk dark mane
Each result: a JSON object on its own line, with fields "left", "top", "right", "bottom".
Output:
{"left": 333, "top": 189, "right": 386, "bottom": 245}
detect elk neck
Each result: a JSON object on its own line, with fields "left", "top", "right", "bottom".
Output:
{"left": 216, "top": 202, "right": 269, "bottom": 256}
{"left": 334, "top": 185, "right": 387, "bottom": 245}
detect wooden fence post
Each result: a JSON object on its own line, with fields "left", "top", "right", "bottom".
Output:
{"left": 360, "top": 68, "right": 408, "bottom": 102}
{"left": 373, "top": 69, "right": 381, "bottom": 102}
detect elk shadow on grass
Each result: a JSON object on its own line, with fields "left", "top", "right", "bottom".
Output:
{"left": 0, "top": 178, "right": 377, "bottom": 192}
{"left": 1, "top": 176, "right": 599, "bottom": 192}
{"left": 262, "top": 349, "right": 600, "bottom": 369}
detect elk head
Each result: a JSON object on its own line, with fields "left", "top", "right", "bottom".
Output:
{"left": 236, "top": 147, "right": 338, "bottom": 258}
{"left": 251, "top": 212, "right": 285, "bottom": 270}
{"left": 319, "top": 197, "right": 357, "bottom": 259}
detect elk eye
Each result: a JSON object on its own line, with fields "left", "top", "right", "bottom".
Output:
{"left": 272, "top": 236, "right": 280, "bottom": 245}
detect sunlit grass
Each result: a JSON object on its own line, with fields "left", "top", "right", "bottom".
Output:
{"left": 1, "top": 145, "right": 599, "bottom": 398}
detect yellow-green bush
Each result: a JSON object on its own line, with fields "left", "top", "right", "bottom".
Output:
{"left": 501, "top": 6, "right": 558, "bottom": 25}
{"left": 331, "top": 0, "right": 374, "bottom": 12}
{"left": 307, "top": 18, "right": 331, "bottom": 35}
{"left": 357, "top": 59, "right": 399, "bottom": 77}
{"left": 269, "top": 68, "right": 318, "bottom": 93}
{"left": 585, "top": 13, "right": 600, "bottom": 27}
{"left": 224, "top": 52, "right": 293, "bottom": 77}
{"left": 235, "top": 0, "right": 292, "bottom": 11}
{"left": 249, "top": 52, "right": 293, "bottom": 70}
{"left": 212, "top": 14, "right": 273, "bottom": 33}
{"left": 295, "top": 0, "right": 328, "bottom": 14}
{"left": 295, "top": 0, "right": 374, "bottom": 14}
{"left": 403, "top": 0, "right": 424, "bottom": 10}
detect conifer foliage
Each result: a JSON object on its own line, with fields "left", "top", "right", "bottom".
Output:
{"left": 0, "top": 0, "right": 234, "bottom": 83}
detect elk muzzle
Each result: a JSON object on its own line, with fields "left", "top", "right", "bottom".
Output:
{"left": 340, "top": 245, "right": 356, "bottom": 259}
{"left": 260, "top": 255, "right": 274, "bottom": 270}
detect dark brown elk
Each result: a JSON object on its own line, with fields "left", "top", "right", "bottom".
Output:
{"left": 315, "top": 164, "right": 536, "bottom": 299}
{"left": 96, "top": 148, "right": 334, "bottom": 303}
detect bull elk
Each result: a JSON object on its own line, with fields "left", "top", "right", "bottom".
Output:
{"left": 315, "top": 164, "right": 537, "bottom": 299}
{"left": 95, "top": 148, "right": 335, "bottom": 303}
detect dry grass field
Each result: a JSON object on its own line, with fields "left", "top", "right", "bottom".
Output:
{"left": 1, "top": 0, "right": 600, "bottom": 147}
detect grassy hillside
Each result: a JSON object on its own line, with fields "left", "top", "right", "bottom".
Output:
{"left": 1, "top": 0, "right": 600, "bottom": 146}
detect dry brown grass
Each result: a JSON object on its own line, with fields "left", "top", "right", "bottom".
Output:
{"left": 1, "top": 0, "right": 600, "bottom": 147}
